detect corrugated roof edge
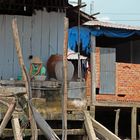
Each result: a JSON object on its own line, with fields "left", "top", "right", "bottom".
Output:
{"left": 83, "top": 20, "right": 140, "bottom": 31}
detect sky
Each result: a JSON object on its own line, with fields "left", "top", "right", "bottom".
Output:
{"left": 69, "top": 0, "right": 140, "bottom": 26}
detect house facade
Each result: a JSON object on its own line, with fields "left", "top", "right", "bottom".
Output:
{"left": 0, "top": 11, "right": 65, "bottom": 80}
{"left": 74, "top": 20, "right": 140, "bottom": 101}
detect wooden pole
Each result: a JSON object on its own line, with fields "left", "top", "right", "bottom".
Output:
{"left": 11, "top": 114, "right": 23, "bottom": 140}
{"left": 115, "top": 109, "right": 120, "bottom": 136}
{"left": 0, "top": 101, "right": 16, "bottom": 137}
{"left": 12, "top": 18, "right": 38, "bottom": 140}
{"left": 90, "top": 35, "right": 96, "bottom": 104}
{"left": 62, "top": 17, "right": 68, "bottom": 140}
{"left": 77, "top": 0, "right": 82, "bottom": 79}
{"left": 84, "top": 111, "right": 96, "bottom": 140}
{"left": 131, "top": 107, "right": 137, "bottom": 140}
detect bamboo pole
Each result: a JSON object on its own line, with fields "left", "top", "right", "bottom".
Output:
{"left": 62, "top": 17, "right": 68, "bottom": 140}
{"left": 0, "top": 101, "right": 16, "bottom": 137}
{"left": 12, "top": 18, "right": 38, "bottom": 140}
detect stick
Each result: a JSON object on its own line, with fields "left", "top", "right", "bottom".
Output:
{"left": 62, "top": 17, "right": 68, "bottom": 140}
{"left": 12, "top": 18, "right": 38, "bottom": 140}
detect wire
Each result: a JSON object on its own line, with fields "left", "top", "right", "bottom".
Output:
{"left": 104, "top": 19, "right": 140, "bottom": 21}
{"left": 100, "top": 13, "right": 140, "bottom": 15}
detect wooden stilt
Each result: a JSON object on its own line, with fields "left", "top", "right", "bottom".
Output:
{"left": 90, "top": 105, "right": 96, "bottom": 119}
{"left": 115, "top": 109, "right": 120, "bottom": 136}
{"left": 131, "top": 107, "right": 137, "bottom": 140}
{"left": 11, "top": 114, "right": 23, "bottom": 140}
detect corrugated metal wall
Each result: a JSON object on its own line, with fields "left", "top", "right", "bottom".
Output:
{"left": 0, "top": 11, "right": 65, "bottom": 79}
{"left": 100, "top": 48, "right": 116, "bottom": 94}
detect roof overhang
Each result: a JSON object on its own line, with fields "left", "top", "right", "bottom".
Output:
{"left": 0, "top": 0, "right": 69, "bottom": 16}
{"left": 83, "top": 20, "right": 140, "bottom": 47}
{"left": 84, "top": 20, "right": 140, "bottom": 31}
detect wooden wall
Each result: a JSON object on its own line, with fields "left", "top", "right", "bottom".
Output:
{"left": 0, "top": 11, "right": 65, "bottom": 79}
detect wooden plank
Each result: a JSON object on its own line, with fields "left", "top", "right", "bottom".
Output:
{"left": 94, "top": 102, "right": 140, "bottom": 108}
{"left": 49, "top": 12, "right": 58, "bottom": 55}
{"left": 22, "top": 16, "right": 32, "bottom": 70}
{"left": 0, "top": 87, "right": 26, "bottom": 95}
{"left": 57, "top": 12, "right": 65, "bottom": 54}
{"left": 11, "top": 114, "right": 23, "bottom": 140}
{"left": 131, "top": 107, "right": 137, "bottom": 140}
{"left": 31, "top": 10, "right": 42, "bottom": 57}
{"left": 41, "top": 11, "right": 50, "bottom": 63}
{"left": 115, "top": 109, "right": 120, "bottom": 136}
{"left": 0, "top": 16, "right": 5, "bottom": 80}
{"left": 90, "top": 35, "right": 96, "bottom": 104}
{"left": 2, "top": 128, "right": 85, "bottom": 137}
{"left": 84, "top": 111, "right": 96, "bottom": 140}
{"left": 4, "top": 15, "right": 14, "bottom": 79}
{"left": 90, "top": 112, "right": 121, "bottom": 140}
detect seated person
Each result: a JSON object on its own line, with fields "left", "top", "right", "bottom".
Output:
{"left": 29, "top": 56, "right": 46, "bottom": 79}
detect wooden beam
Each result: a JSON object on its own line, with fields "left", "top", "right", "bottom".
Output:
{"left": 115, "top": 109, "right": 120, "bottom": 136}
{"left": 131, "top": 107, "right": 137, "bottom": 140}
{"left": 0, "top": 87, "right": 26, "bottom": 96}
{"left": 11, "top": 114, "right": 23, "bottom": 140}
{"left": 62, "top": 17, "right": 68, "bottom": 140}
{"left": 94, "top": 102, "right": 140, "bottom": 108}
{"left": 84, "top": 111, "right": 96, "bottom": 140}
{"left": 90, "top": 35, "right": 96, "bottom": 104}
{"left": 90, "top": 113, "right": 121, "bottom": 140}
{"left": 2, "top": 128, "right": 85, "bottom": 137}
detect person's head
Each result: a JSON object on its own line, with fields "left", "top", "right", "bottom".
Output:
{"left": 31, "top": 56, "right": 42, "bottom": 67}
